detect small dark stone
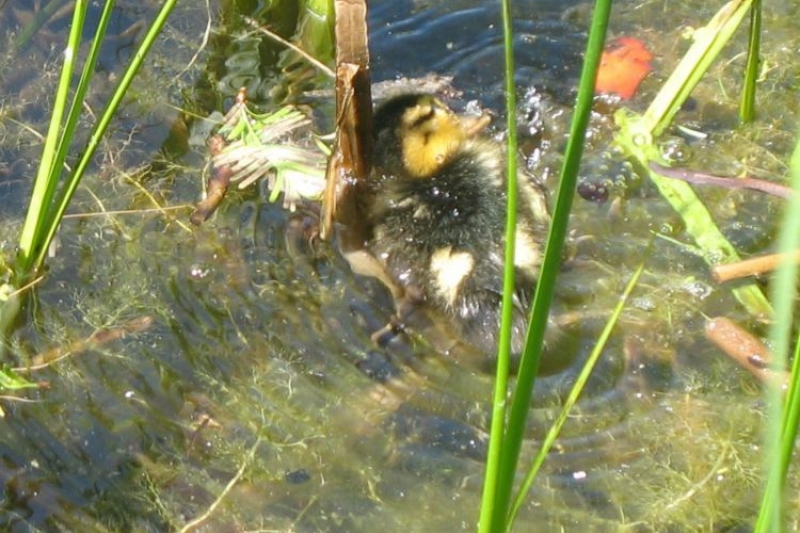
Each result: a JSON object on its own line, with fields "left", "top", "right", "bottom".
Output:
{"left": 284, "top": 468, "right": 311, "bottom": 484}
{"left": 356, "top": 350, "right": 401, "bottom": 382}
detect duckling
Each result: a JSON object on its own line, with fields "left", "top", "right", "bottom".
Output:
{"left": 366, "top": 93, "right": 551, "bottom": 355}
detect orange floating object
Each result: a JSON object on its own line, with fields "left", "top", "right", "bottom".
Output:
{"left": 595, "top": 36, "right": 653, "bottom": 99}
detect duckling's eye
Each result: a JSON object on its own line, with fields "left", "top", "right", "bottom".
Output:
{"left": 409, "top": 107, "right": 436, "bottom": 130}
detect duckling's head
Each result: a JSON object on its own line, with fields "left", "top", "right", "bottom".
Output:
{"left": 372, "top": 94, "right": 466, "bottom": 179}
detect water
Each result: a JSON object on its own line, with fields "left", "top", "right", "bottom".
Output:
{"left": 0, "top": 0, "right": 798, "bottom": 531}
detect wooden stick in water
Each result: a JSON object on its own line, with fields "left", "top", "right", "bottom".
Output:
{"left": 705, "top": 316, "right": 788, "bottom": 388}
{"left": 712, "top": 249, "right": 800, "bottom": 282}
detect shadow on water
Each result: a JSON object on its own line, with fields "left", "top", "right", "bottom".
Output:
{"left": 1, "top": 0, "right": 799, "bottom": 531}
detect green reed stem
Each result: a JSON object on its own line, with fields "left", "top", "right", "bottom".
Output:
{"left": 479, "top": 2, "right": 612, "bottom": 532}
{"left": 477, "top": 0, "right": 518, "bottom": 528}
{"left": 54, "top": 0, "right": 117, "bottom": 196}
{"left": 17, "top": 0, "right": 179, "bottom": 278}
{"left": 739, "top": 0, "right": 760, "bottom": 123}
{"left": 17, "top": 0, "right": 89, "bottom": 276}
{"left": 753, "top": 129, "right": 800, "bottom": 533}
{"left": 29, "top": 0, "right": 117, "bottom": 271}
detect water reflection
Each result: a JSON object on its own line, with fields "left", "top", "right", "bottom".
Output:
{"left": 369, "top": 0, "right": 586, "bottom": 108}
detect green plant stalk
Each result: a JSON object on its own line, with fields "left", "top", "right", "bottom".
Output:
{"left": 477, "top": 0, "right": 518, "bottom": 529}
{"left": 779, "top": 337, "right": 800, "bottom": 490}
{"left": 614, "top": 0, "right": 771, "bottom": 319}
{"left": 508, "top": 243, "right": 650, "bottom": 526}
{"left": 738, "top": 0, "right": 760, "bottom": 123}
{"left": 17, "top": 0, "right": 89, "bottom": 275}
{"left": 26, "top": 0, "right": 117, "bottom": 273}
{"left": 639, "top": 141, "right": 771, "bottom": 316}
{"left": 756, "top": 332, "right": 800, "bottom": 531}
{"left": 51, "top": 0, "right": 117, "bottom": 206}
{"left": 25, "top": 0, "right": 180, "bottom": 276}
{"left": 483, "top": 2, "right": 613, "bottom": 532}
{"left": 753, "top": 131, "right": 800, "bottom": 533}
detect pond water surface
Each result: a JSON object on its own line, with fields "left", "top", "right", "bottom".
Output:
{"left": 0, "top": 0, "right": 799, "bottom": 532}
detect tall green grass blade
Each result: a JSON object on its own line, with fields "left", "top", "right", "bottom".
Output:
{"left": 480, "top": 2, "right": 613, "bottom": 532}
{"left": 26, "top": 0, "right": 117, "bottom": 273}
{"left": 25, "top": 0, "right": 179, "bottom": 276}
{"left": 739, "top": 0, "right": 760, "bottom": 123}
{"left": 477, "top": 0, "right": 519, "bottom": 528}
{"left": 50, "top": 0, "right": 117, "bottom": 210}
{"left": 508, "top": 242, "right": 650, "bottom": 526}
{"left": 753, "top": 131, "right": 800, "bottom": 533}
{"left": 17, "top": 0, "right": 89, "bottom": 275}
{"left": 779, "top": 337, "right": 800, "bottom": 494}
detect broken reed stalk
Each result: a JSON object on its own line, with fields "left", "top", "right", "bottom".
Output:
{"left": 320, "top": 0, "right": 372, "bottom": 246}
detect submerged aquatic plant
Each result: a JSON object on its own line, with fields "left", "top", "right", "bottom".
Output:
{"left": 608, "top": 3, "right": 800, "bottom": 525}
{"left": 615, "top": 0, "right": 770, "bottom": 318}
{"left": 598, "top": 0, "right": 800, "bottom": 530}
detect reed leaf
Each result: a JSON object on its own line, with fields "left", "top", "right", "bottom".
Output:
{"left": 17, "top": 0, "right": 90, "bottom": 276}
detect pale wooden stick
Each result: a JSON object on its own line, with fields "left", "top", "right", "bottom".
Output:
{"left": 705, "top": 317, "right": 788, "bottom": 387}
{"left": 712, "top": 249, "right": 800, "bottom": 282}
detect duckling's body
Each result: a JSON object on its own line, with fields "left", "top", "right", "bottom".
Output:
{"left": 366, "top": 94, "right": 550, "bottom": 355}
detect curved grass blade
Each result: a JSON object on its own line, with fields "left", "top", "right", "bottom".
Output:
{"left": 508, "top": 242, "right": 650, "bottom": 526}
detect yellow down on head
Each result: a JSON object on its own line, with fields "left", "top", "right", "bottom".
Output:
{"left": 398, "top": 96, "right": 466, "bottom": 178}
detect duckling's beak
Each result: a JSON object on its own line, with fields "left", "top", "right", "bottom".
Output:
{"left": 459, "top": 112, "right": 492, "bottom": 137}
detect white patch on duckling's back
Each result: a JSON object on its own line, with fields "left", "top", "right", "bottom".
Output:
{"left": 430, "top": 247, "right": 475, "bottom": 307}
{"left": 513, "top": 227, "right": 543, "bottom": 277}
